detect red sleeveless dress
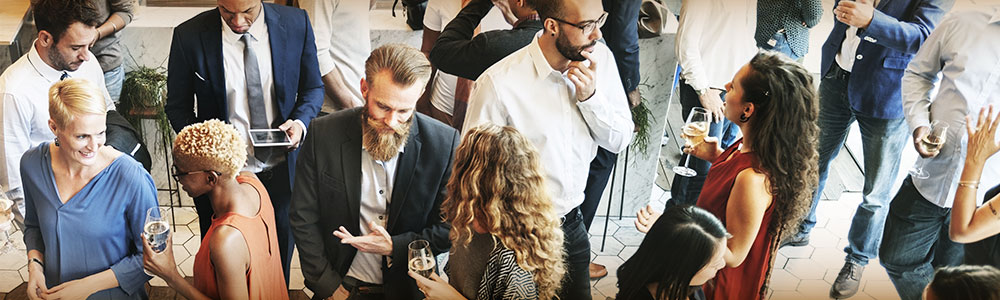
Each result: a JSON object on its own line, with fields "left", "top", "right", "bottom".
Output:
{"left": 193, "top": 175, "right": 289, "bottom": 299}
{"left": 696, "top": 139, "right": 775, "bottom": 300}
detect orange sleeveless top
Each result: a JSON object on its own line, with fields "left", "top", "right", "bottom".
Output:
{"left": 193, "top": 175, "right": 289, "bottom": 300}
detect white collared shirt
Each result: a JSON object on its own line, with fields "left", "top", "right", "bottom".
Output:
{"left": 675, "top": 0, "right": 757, "bottom": 91}
{"left": 221, "top": 8, "right": 303, "bottom": 172}
{"left": 300, "top": 0, "right": 369, "bottom": 109}
{"left": 902, "top": 7, "right": 1000, "bottom": 208}
{"left": 835, "top": 0, "right": 881, "bottom": 72}
{"left": 464, "top": 34, "right": 633, "bottom": 217}
{"left": 0, "top": 44, "right": 114, "bottom": 200}
{"left": 346, "top": 146, "right": 403, "bottom": 284}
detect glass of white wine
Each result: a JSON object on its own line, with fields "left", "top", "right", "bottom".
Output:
{"left": 408, "top": 239, "right": 435, "bottom": 278}
{"left": 144, "top": 207, "right": 170, "bottom": 254}
{"left": 673, "top": 107, "right": 711, "bottom": 177}
{"left": 0, "top": 193, "right": 15, "bottom": 254}
{"left": 909, "top": 120, "right": 949, "bottom": 179}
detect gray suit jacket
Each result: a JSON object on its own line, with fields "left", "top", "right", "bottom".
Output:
{"left": 290, "top": 107, "right": 458, "bottom": 299}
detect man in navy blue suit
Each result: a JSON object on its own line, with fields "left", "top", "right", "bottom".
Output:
{"left": 164, "top": 0, "right": 323, "bottom": 283}
{"left": 782, "top": 0, "right": 953, "bottom": 298}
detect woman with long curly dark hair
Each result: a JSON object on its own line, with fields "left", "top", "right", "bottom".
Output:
{"left": 410, "top": 124, "right": 566, "bottom": 300}
{"left": 637, "top": 51, "right": 819, "bottom": 300}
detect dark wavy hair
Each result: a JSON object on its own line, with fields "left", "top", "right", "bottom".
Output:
{"left": 617, "top": 205, "right": 728, "bottom": 300}
{"left": 740, "top": 51, "right": 819, "bottom": 243}
{"left": 928, "top": 265, "right": 1000, "bottom": 300}
{"left": 32, "top": 0, "right": 102, "bottom": 43}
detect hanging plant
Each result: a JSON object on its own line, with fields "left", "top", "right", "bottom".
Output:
{"left": 118, "top": 66, "right": 171, "bottom": 149}
{"left": 631, "top": 84, "right": 655, "bottom": 156}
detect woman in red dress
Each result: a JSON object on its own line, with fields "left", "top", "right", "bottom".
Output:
{"left": 638, "top": 51, "right": 819, "bottom": 300}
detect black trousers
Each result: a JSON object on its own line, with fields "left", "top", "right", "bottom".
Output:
{"left": 559, "top": 207, "right": 593, "bottom": 299}
{"left": 194, "top": 160, "right": 295, "bottom": 283}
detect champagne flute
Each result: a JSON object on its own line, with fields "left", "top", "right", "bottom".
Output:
{"left": 909, "top": 120, "right": 949, "bottom": 179}
{"left": 673, "top": 107, "right": 711, "bottom": 177}
{"left": 0, "top": 194, "right": 14, "bottom": 254}
{"left": 144, "top": 207, "right": 170, "bottom": 254}
{"left": 408, "top": 239, "right": 435, "bottom": 278}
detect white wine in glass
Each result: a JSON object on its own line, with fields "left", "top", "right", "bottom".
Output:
{"left": 909, "top": 120, "right": 949, "bottom": 179}
{"left": 144, "top": 207, "right": 170, "bottom": 253}
{"left": 673, "top": 107, "right": 711, "bottom": 177}
{"left": 408, "top": 239, "right": 435, "bottom": 278}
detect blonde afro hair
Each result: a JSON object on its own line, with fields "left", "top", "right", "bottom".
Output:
{"left": 172, "top": 119, "right": 246, "bottom": 179}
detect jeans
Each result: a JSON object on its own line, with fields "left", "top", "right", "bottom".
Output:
{"left": 759, "top": 30, "right": 801, "bottom": 61}
{"left": 799, "top": 66, "right": 909, "bottom": 265}
{"left": 668, "top": 80, "right": 739, "bottom": 207}
{"left": 880, "top": 176, "right": 963, "bottom": 300}
{"left": 559, "top": 208, "right": 592, "bottom": 300}
{"left": 582, "top": 147, "right": 617, "bottom": 230}
{"left": 104, "top": 65, "right": 124, "bottom": 104}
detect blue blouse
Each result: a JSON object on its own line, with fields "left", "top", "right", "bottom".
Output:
{"left": 21, "top": 143, "right": 157, "bottom": 299}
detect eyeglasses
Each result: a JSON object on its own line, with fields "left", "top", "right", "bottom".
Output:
{"left": 549, "top": 12, "right": 608, "bottom": 36}
{"left": 171, "top": 165, "right": 219, "bottom": 181}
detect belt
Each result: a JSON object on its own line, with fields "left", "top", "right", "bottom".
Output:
{"left": 342, "top": 276, "right": 384, "bottom": 295}
{"left": 827, "top": 65, "right": 851, "bottom": 81}
{"left": 560, "top": 207, "right": 582, "bottom": 225}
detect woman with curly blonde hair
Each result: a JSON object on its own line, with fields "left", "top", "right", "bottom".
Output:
{"left": 410, "top": 123, "right": 566, "bottom": 300}
{"left": 142, "top": 119, "right": 288, "bottom": 300}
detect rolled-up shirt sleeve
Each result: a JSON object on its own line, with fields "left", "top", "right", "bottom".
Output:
{"left": 577, "top": 48, "right": 633, "bottom": 153}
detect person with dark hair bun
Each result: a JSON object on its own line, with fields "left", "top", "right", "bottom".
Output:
{"left": 924, "top": 265, "right": 1000, "bottom": 300}
{"left": 618, "top": 205, "right": 728, "bottom": 300}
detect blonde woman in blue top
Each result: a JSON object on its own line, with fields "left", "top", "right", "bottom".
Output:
{"left": 22, "top": 78, "right": 157, "bottom": 299}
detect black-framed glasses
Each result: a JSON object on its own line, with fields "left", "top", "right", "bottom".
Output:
{"left": 171, "top": 165, "right": 219, "bottom": 181}
{"left": 549, "top": 12, "right": 608, "bottom": 35}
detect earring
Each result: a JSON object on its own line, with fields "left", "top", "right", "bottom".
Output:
{"left": 739, "top": 114, "right": 750, "bottom": 123}
{"left": 54, "top": 137, "right": 60, "bottom": 147}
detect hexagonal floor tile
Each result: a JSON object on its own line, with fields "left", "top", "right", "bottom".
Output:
{"left": 862, "top": 280, "right": 898, "bottom": 300}
{"left": 288, "top": 266, "right": 305, "bottom": 290}
{"left": 768, "top": 290, "right": 804, "bottom": 299}
{"left": 589, "top": 219, "right": 619, "bottom": 236}
{"left": 592, "top": 276, "right": 618, "bottom": 299}
{"left": 0, "top": 250, "right": 27, "bottom": 270}
{"left": 589, "top": 236, "right": 624, "bottom": 256}
{"left": 808, "top": 228, "right": 841, "bottom": 248}
{"left": 785, "top": 258, "right": 826, "bottom": 280}
{"left": 612, "top": 226, "right": 645, "bottom": 247}
{"left": 591, "top": 255, "right": 624, "bottom": 278}
{"left": 795, "top": 279, "right": 831, "bottom": 299}
{"left": 769, "top": 269, "right": 800, "bottom": 291}
{"left": 778, "top": 244, "right": 814, "bottom": 259}
{"left": 618, "top": 246, "right": 638, "bottom": 261}
{"left": 183, "top": 235, "right": 201, "bottom": 255}
{"left": 172, "top": 225, "right": 194, "bottom": 245}
{"left": 0, "top": 270, "right": 22, "bottom": 292}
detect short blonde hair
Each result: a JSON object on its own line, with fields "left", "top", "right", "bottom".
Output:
{"left": 48, "top": 78, "right": 106, "bottom": 126}
{"left": 172, "top": 119, "right": 247, "bottom": 180}
{"left": 364, "top": 43, "right": 432, "bottom": 89}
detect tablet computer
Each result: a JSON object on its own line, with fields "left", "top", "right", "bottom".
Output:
{"left": 249, "top": 129, "right": 292, "bottom": 147}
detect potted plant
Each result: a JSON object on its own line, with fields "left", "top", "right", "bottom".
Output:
{"left": 118, "top": 66, "right": 171, "bottom": 148}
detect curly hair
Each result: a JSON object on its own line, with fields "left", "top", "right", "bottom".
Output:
{"left": 32, "top": 0, "right": 101, "bottom": 43}
{"left": 48, "top": 78, "right": 106, "bottom": 127}
{"left": 740, "top": 51, "right": 819, "bottom": 243}
{"left": 172, "top": 119, "right": 247, "bottom": 180}
{"left": 441, "top": 124, "right": 566, "bottom": 299}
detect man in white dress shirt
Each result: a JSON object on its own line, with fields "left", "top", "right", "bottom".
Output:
{"left": 464, "top": 0, "right": 633, "bottom": 298}
{"left": 0, "top": 0, "right": 114, "bottom": 227}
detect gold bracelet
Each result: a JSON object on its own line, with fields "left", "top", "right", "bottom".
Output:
{"left": 959, "top": 180, "right": 980, "bottom": 189}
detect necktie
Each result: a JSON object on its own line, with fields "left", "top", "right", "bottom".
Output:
{"left": 242, "top": 33, "right": 272, "bottom": 162}
{"left": 60, "top": 72, "right": 69, "bottom": 80}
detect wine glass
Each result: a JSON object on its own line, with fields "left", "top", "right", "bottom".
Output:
{"left": 408, "top": 239, "right": 435, "bottom": 278}
{"left": 0, "top": 193, "right": 15, "bottom": 254}
{"left": 909, "top": 120, "right": 949, "bottom": 179}
{"left": 673, "top": 107, "right": 711, "bottom": 177}
{"left": 144, "top": 207, "right": 171, "bottom": 254}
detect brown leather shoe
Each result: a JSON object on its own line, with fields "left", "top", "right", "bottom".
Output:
{"left": 589, "top": 262, "right": 608, "bottom": 279}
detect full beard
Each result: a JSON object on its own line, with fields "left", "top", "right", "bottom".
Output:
{"left": 361, "top": 112, "right": 412, "bottom": 161}
{"left": 555, "top": 33, "right": 596, "bottom": 62}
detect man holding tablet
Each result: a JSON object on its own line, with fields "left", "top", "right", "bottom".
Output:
{"left": 164, "top": 0, "right": 324, "bottom": 283}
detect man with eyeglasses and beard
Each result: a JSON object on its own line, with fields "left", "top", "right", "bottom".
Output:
{"left": 464, "top": 0, "right": 633, "bottom": 298}
{"left": 290, "top": 44, "right": 458, "bottom": 300}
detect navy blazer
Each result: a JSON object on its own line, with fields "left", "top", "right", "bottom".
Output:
{"left": 819, "top": 0, "right": 953, "bottom": 119}
{"left": 164, "top": 3, "right": 324, "bottom": 185}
